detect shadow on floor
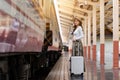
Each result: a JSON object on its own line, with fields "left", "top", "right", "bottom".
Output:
{"left": 71, "top": 75, "right": 83, "bottom": 80}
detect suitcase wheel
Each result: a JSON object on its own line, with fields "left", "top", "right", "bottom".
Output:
{"left": 70, "top": 73, "right": 74, "bottom": 77}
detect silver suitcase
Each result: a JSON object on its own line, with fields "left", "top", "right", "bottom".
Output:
{"left": 70, "top": 56, "right": 84, "bottom": 75}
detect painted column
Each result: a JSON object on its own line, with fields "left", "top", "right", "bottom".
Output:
{"left": 92, "top": 5, "right": 97, "bottom": 61}
{"left": 100, "top": 0, "right": 105, "bottom": 65}
{"left": 112, "top": 0, "right": 119, "bottom": 68}
{"left": 84, "top": 18, "right": 87, "bottom": 58}
{"left": 88, "top": 13, "right": 91, "bottom": 60}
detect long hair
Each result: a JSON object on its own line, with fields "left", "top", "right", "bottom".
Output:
{"left": 72, "top": 25, "right": 77, "bottom": 34}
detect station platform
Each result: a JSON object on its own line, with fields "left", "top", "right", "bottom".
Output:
{"left": 45, "top": 52, "right": 120, "bottom": 80}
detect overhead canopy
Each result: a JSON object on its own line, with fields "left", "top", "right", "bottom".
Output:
{"left": 54, "top": 0, "right": 120, "bottom": 43}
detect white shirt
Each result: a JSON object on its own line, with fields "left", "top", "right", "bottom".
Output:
{"left": 73, "top": 26, "right": 84, "bottom": 40}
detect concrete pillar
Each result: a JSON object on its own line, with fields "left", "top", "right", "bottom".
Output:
{"left": 88, "top": 13, "right": 91, "bottom": 60}
{"left": 112, "top": 0, "right": 119, "bottom": 68}
{"left": 92, "top": 5, "right": 97, "bottom": 61}
{"left": 100, "top": 0, "right": 105, "bottom": 65}
{"left": 84, "top": 18, "right": 87, "bottom": 58}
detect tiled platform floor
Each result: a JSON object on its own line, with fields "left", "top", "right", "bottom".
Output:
{"left": 45, "top": 52, "right": 120, "bottom": 80}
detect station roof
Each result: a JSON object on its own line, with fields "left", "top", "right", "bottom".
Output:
{"left": 55, "top": 0, "right": 120, "bottom": 43}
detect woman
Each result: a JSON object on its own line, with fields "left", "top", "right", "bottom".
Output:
{"left": 72, "top": 17, "right": 84, "bottom": 56}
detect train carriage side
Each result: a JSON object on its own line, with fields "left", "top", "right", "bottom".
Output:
{"left": 0, "top": 0, "right": 62, "bottom": 80}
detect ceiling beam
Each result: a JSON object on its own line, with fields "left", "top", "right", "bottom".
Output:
{"left": 60, "top": 18, "right": 73, "bottom": 22}
{"left": 59, "top": 0, "right": 109, "bottom": 6}
{"left": 60, "top": 21, "right": 72, "bottom": 26}
{"left": 59, "top": 14, "right": 73, "bottom": 20}
{"left": 61, "top": 26, "right": 70, "bottom": 30}
{"left": 60, "top": 22, "right": 73, "bottom": 28}
{"left": 60, "top": 16, "right": 73, "bottom": 21}
{"left": 59, "top": 0, "right": 98, "bottom": 6}
{"left": 61, "top": 23, "right": 71, "bottom": 27}
{"left": 77, "top": 0, "right": 99, "bottom": 5}
{"left": 59, "top": 8, "right": 86, "bottom": 18}
{"left": 60, "top": 19, "right": 73, "bottom": 25}
{"left": 58, "top": 1, "right": 91, "bottom": 13}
